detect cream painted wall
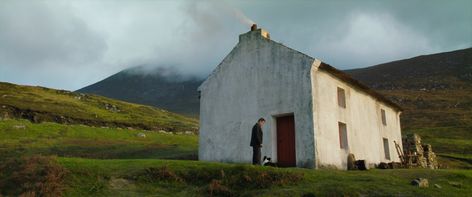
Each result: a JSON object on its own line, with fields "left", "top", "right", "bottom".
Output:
{"left": 311, "top": 66, "right": 403, "bottom": 169}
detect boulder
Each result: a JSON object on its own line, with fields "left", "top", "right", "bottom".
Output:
{"left": 411, "top": 178, "right": 429, "bottom": 188}
{"left": 378, "top": 162, "right": 389, "bottom": 169}
{"left": 355, "top": 160, "right": 368, "bottom": 170}
{"left": 13, "top": 125, "right": 26, "bottom": 129}
{"left": 347, "top": 153, "right": 357, "bottom": 170}
{"left": 136, "top": 133, "right": 146, "bottom": 138}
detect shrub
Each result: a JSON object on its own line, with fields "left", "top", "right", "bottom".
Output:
{"left": 138, "top": 165, "right": 304, "bottom": 196}
{"left": 0, "top": 155, "right": 68, "bottom": 197}
{"left": 141, "top": 166, "right": 183, "bottom": 183}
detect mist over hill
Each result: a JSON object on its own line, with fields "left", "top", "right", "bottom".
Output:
{"left": 77, "top": 65, "right": 203, "bottom": 116}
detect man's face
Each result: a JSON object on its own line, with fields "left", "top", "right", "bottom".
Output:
{"left": 259, "top": 121, "right": 265, "bottom": 127}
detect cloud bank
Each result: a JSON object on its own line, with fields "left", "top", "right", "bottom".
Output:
{"left": 0, "top": 0, "right": 470, "bottom": 90}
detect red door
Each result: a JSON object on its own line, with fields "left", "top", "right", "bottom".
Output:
{"left": 276, "top": 115, "right": 296, "bottom": 167}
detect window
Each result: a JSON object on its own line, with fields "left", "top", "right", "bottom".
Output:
{"left": 337, "top": 87, "right": 346, "bottom": 108}
{"left": 338, "top": 122, "right": 348, "bottom": 149}
{"left": 381, "top": 109, "right": 387, "bottom": 125}
{"left": 383, "top": 138, "right": 391, "bottom": 160}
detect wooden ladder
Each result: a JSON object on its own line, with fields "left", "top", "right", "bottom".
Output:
{"left": 394, "top": 140, "right": 405, "bottom": 165}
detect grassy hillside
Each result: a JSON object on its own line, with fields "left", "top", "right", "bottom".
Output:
{"left": 0, "top": 82, "right": 198, "bottom": 132}
{"left": 0, "top": 119, "right": 198, "bottom": 160}
{"left": 348, "top": 48, "right": 472, "bottom": 129}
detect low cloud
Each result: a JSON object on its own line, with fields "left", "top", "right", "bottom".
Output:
{"left": 0, "top": 0, "right": 470, "bottom": 90}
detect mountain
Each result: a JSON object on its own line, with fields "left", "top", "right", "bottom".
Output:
{"left": 77, "top": 66, "right": 203, "bottom": 117}
{"left": 0, "top": 81, "right": 198, "bottom": 132}
{"left": 346, "top": 48, "right": 472, "bottom": 129}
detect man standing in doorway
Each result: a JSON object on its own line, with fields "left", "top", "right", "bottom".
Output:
{"left": 250, "top": 118, "right": 265, "bottom": 165}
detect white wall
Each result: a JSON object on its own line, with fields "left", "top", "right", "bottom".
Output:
{"left": 311, "top": 66, "right": 403, "bottom": 169}
{"left": 198, "top": 29, "right": 316, "bottom": 167}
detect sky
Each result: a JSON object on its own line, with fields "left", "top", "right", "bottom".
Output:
{"left": 0, "top": 0, "right": 471, "bottom": 90}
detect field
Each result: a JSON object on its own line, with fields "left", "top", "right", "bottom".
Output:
{"left": 0, "top": 119, "right": 197, "bottom": 160}
{"left": 0, "top": 119, "right": 471, "bottom": 196}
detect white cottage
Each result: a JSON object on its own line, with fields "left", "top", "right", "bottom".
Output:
{"left": 198, "top": 26, "right": 403, "bottom": 169}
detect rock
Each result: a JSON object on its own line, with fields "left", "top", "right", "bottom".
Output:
{"left": 411, "top": 178, "right": 429, "bottom": 188}
{"left": 184, "top": 131, "right": 193, "bottom": 135}
{"left": 136, "top": 133, "right": 146, "bottom": 138}
{"left": 378, "top": 162, "right": 389, "bottom": 169}
{"left": 347, "top": 153, "right": 357, "bottom": 170}
{"left": 434, "top": 184, "right": 442, "bottom": 189}
{"left": 355, "top": 160, "right": 368, "bottom": 170}
{"left": 13, "top": 125, "right": 26, "bottom": 129}
{"left": 449, "top": 181, "right": 462, "bottom": 188}
{"left": 109, "top": 177, "right": 134, "bottom": 189}
{"left": 158, "top": 130, "right": 171, "bottom": 134}
{"left": 388, "top": 162, "right": 402, "bottom": 169}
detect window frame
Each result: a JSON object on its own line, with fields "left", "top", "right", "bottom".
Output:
{"left": 381, "top": 109, "right": 387, "bottom": 126}
{"left": 383, "top": 138, "right": 391, "bottom": 160}
{"left": 338, "top": 122, "right": 348, "bottom": 149}
{"left": 337, "top": 87, "right": 346, "bottom": 108}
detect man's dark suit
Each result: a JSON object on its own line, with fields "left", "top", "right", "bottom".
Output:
{"left": 250, "top": 123, "right": 263, "bottom": 165}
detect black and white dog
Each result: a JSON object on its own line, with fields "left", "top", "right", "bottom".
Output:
{"left": 262, "top": 156, "right": 277, "bottom": 167}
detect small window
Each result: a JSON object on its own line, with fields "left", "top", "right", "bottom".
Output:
{"left": 381, "top": 109, "right": 387, "bottom": 125}
{"left": 338, "top": 122, "right": 348, "bottom": 149}
{"left": 337, "top": 87, "right": 346, "bottom": 108}
{"left": 383, "top": 138, "right": 391, "bottom": 160}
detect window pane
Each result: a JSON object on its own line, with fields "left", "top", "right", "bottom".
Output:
{"left": 381, "top": 109, "right": 387, "bottom": 125}
{"left": 337, "top": 87, "right": 346, "bottom": 108}
{"left": 383, "top": 138, "right": 391, "bottom": 160}
{"left": 338, "top": 122, "right": 348, "bottom": 149}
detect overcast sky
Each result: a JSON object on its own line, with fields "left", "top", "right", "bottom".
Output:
{"left": 0, "top": 0, "right": 471, "bottom": 90}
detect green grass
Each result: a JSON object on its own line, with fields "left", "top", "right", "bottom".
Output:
{"left": 0, "top": 119, "right": 198, "bottom": 160}
{"left": 58, "top": 157, "right": 471, "bottom": 196}
{"left": 0, "top": 82, "right": 198, "bottom": 132}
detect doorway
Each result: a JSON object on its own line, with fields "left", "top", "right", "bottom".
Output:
{"left": 276, "top": 115, "right": 296, "bottom": 167}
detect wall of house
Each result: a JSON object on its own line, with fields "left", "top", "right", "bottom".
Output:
{"left": 198, "top": 29, "right": 316, "bottom": 168}
{"left": 311, "top": 67, "right": 403, "bottom": 169}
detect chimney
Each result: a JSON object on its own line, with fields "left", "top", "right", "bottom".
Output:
{"left": 251, "top": 24, "right": 257, "bottom": 31}
{"left": 239, "top": 24, "right": 270, "bottom": 41}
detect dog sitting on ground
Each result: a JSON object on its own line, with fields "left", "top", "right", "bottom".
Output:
{"left": 262, "top": 156, "right": 277, "bottom": 167}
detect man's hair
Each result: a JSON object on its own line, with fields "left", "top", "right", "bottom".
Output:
{"left": 258, "top": 118, "right": 266, "bottom": 122}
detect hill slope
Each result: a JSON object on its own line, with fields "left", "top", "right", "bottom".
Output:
{"left": 0, "top": 82, "right": 198, "bottom": 132}
{"left": 77, "top": 66, "right": 202, "bottom": 116}
{"left": 346, "top": 48, "right": 472, "bottom": 129}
